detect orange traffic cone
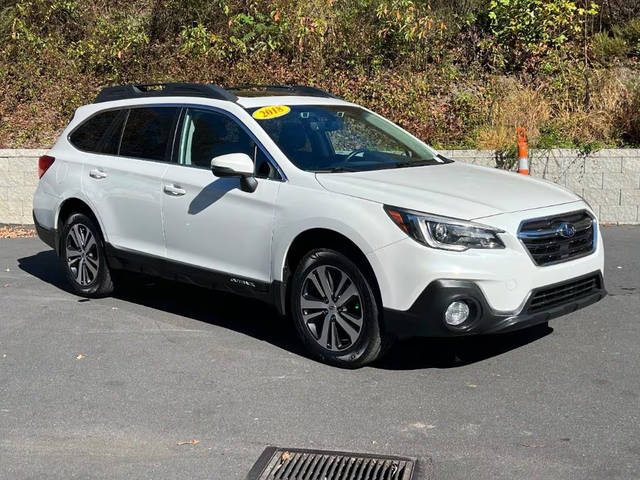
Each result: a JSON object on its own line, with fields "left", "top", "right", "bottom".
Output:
{"left": 517, "top": 127, "right": 529, "bottom": 175}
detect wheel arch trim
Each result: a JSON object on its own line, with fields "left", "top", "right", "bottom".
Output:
{"left": 55, "top": 195, "right": 108, "bottom": 252}
{"left": 272, "top": 226, "right": 382, "bottom": 317}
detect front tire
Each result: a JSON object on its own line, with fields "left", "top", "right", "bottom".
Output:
{"left": 290, "top": 249, "right": 387, "bottom": 368}
{"left": 60, "top": 213, "right": 114, "bottom": 298}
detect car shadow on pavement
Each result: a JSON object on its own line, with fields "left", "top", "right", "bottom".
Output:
{"left": 373, "top": 324, "right": 552, "bottom": 370}
{"left": 18, "top": 250, "right": 306, "bottom": 356}
{"left": 19, "top": 249, "right": 553, "bottom": 370}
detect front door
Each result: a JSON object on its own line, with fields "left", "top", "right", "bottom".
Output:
{"left": 161, "top": 107, "right": 282, "bottom": 284}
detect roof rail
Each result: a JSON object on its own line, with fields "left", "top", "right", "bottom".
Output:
{"left": 227, "top": 84, "right": 340, "bottom": 99}
{"left": 94, "top": 83, "right": 238, "bottom": 103}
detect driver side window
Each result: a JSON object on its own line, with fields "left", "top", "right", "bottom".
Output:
{"left": 179, "top": 108, "right": 281, "bottom": 180}
{"left": 179, "top": 109, "right": 253, "bottom": 168}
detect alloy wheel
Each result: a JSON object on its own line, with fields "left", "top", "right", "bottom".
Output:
{"left": 300, "top": 265, "right": 363, "bottom": 351}
{"left": 65, "top": 224, "right": 99, "bottom": 286}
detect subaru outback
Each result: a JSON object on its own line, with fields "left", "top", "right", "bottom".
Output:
{"left": 33, "top": 83, "right": 606, "bottom": 367}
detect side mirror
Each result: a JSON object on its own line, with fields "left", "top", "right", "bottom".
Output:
{"left": 211, "top": 153, "right": 257, "bottom": 193}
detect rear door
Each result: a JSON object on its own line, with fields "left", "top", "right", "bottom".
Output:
{"left": 80, "top": 105, "right": 180, "bottom": 257}
{"left": 161, "top": 107, "right": 282, "bottom": 283}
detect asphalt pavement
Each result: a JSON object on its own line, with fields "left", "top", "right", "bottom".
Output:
{"left": 1, "top": 228, "right": 639, "bottom": 479}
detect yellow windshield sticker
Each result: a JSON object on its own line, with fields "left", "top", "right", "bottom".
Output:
{"left": 252, "top": 105, "right": 291, "bottom": 120}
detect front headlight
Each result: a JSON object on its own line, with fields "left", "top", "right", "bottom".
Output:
{"left": 384, "top": 205, "right": 505, "bottom": 251}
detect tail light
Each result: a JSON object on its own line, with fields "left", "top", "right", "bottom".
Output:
{"left": 38, "top": 155, "right": 55, "bottom": 179}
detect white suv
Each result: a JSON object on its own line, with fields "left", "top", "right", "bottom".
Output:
{"left": 33, "top": 83, "right": 606, "bottom": 367}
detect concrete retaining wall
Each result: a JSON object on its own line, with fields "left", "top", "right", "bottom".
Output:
{"left": 1, "top": 148, "right": 639, "bottom": 225}
{"left": 0, "top": 149, "right": 47, "bottom": 225}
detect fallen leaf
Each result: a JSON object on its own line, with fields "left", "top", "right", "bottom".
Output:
{"left": 281, "top": 452, "right": 291, "bottom": 461}
{"left": 177, "top": 439, "right": 199, "bottom": 446}
{"left": 76, "top": 354, "right": 85, "bottom": 360}
{"left": 0, "top": 226, "right": 36, "bottom": 238}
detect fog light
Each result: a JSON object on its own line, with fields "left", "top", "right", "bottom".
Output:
{"left": 445, "top": 301, "right": 470, "bottom": 326}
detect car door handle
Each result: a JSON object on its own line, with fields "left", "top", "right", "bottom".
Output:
{"left": 163, "top": 184, "right": 186, "bottom": 196}
{"left": 89, "top": 168, "right": 107, "bottom": 179}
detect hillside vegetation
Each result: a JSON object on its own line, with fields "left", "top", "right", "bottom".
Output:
{"left": 1, "top": 0, "right": 639, "bottom": 151}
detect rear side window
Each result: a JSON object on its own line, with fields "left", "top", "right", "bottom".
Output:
{"left": 119, "top": 107, "right": 180, "bottom": 161}
{"left": 101, "top": 111, "right": 127, "bottom": 154}
{"left": 69, "top": 110, "right": 125, "bottom": 154}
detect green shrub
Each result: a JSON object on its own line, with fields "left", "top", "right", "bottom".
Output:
{"left": 487, "top": 0, "right": 598, "bottom": 70}
{"left": 70, "top": 14, "right": 149, "bottom": 80}
{"left": 536, "top": 124, "right": 574, "bottom": 149}
{"left": 613, "top": 19, "right": 640, "bottom": 57}
{"left": 494, "top": 145, "right": 518, "bottom": 170}
{"left": 228, "top": 7, "right": 287, "bottom": 56}
{"left": 1, "top": 0, "right": 640, "bottom": 149}
{"left": 591, "top": 32, "right": 628, "bottom": 64}
{"left": 617, "top": 80, "right": 640, "bottom": 146}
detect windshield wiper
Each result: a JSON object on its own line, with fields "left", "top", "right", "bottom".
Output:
{"left": 314, "top": 166, "right": 359, "bottom": 173}
{"left": 392, "top": 159, "right": 441, "bottom": 168}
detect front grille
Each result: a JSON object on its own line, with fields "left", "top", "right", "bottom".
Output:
{"left": 518, "top": 210, "right": 595, "bottom": 266}
{"left": 247, "top": 447, "right": 416, "bottom": 480}
{"left": 527, "top": 273, "right": 602, "bottom": 313}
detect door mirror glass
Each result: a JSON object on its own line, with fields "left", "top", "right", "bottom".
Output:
{"left": 211, "top": 153, "right": 254, "bottom": 178}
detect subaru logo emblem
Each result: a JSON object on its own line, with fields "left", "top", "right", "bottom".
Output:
{"left": 558, "top": 222, "right": 576, "bottom": 238}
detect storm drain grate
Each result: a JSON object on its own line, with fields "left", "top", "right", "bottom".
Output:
{"left": 246, "top": 446, "right": 416, "bottom": 480}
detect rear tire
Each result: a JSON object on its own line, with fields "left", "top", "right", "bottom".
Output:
{"left": 290, "top": 249, "right": 387, "bottom": 368}
{"left": 60, "top": 213, "right": 114, "bottom": 298}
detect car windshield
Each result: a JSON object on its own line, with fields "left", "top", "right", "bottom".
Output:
{"left": 248, "top": 104, "right": 447, "bottom": 172}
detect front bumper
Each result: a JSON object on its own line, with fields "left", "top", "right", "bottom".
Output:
{"left": 383, "top": 271, "right": 606, "bottom": 338}
{"left": 367, "top": 202, "right": 605, "bottom": 314}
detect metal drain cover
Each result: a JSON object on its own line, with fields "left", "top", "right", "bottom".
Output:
{"left": 246, "top": 446, "right": 416, "bottom": 480}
